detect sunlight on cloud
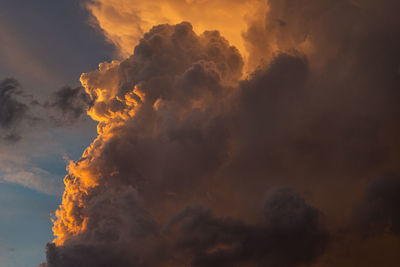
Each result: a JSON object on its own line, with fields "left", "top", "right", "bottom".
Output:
{"left": 86, "top": 0, "right": 267, "bottom": 61}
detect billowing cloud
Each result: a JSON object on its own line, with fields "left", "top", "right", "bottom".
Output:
{"left": 43, "top": 0, "right": 400, "bottom": 265}
{"left": 52, "top": 21, "right": 243, "bottom": 245}
{"left": 46, "top": 188, "right": 329, "bottom": 266}
{"left": 42, "top": 22, "right": 330, "bottom": 266}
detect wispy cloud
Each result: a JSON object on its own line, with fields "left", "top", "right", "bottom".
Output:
{"left": 2, "top": 171, "right": 63, "bottom": 196}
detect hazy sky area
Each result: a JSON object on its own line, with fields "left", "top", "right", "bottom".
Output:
{"left": 0, "top": 1, "right": 113, "bottom": 265}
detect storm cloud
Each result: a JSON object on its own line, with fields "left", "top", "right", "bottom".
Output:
{"left": 43, "top": 0, "right": 400, "bottom": 266}
{"left": 46, "top": 187, "right": 329, "bottom": 267}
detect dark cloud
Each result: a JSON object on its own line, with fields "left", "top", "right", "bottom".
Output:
{"left": 45, "top": 85, "right": 93, "bottom": 124}
{"left": 168, "top": 188, "right": 329, "bottom": 267}
{"left": 0, "top": 77, "right": 94, "bottom": 142}
{"left": 43, "top": 22, "right": 333, "bottom": 267}
{"left": 237, "top": 0, "right": 400, "bottom": 199}
{"left": 355, "top": 176, "right": 400, "bottom": 236}
{"left": 43, "top": 0, "right": 400, "bottom": 265}
{"left": 0, "top": 78, "right": 28, "bottom": 142}
{"left": 44, "top": 188, "right": 329, "bottom": 267}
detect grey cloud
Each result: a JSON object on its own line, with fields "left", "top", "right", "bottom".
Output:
{"left": 0, "top": 78, "right": 28, "bottom": 142}
{"left": 45, "top": 85, "right": 93, "bottom": 124}
{"left": 0, "top": 77, "right": 94, "bottom": 142}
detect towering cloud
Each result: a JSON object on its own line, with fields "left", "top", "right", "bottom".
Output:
{"left": 44, "top": 22, "right": 329, "bottom": 266}
{"left": 44, "top": 0, "right": 400, "bottom": 266}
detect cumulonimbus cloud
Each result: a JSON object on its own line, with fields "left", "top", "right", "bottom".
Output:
{"left": 43, "top": 22, "right": 329, "bottom": 266}
{"left": 43, "top": 0, "right": 400, "bottom": 266}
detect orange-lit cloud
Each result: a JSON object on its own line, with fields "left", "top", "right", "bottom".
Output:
{"left": 51, "top": 23, "right": 245, "bottom": 246}
{"left": 86, "top": 0, "right": 267, "bottom": 61}
{"left": 44, "top": 0, "right": 400, "bottom": 266}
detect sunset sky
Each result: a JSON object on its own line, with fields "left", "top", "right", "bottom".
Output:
{"left": 1, "top": 0, "right": 400, "bottom": 266}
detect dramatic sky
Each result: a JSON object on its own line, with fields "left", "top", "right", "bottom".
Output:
{"left": 1, "top": 0, "right": 400, "bottom": 266}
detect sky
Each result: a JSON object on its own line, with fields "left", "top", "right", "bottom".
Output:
{"left": 1, "top": 0, "right": 400, "bottom": 266}
{"left": 0, "top": 0, "right": 114, "bottom": 265}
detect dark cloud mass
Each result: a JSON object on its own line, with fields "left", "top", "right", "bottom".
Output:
{"left": 46, "top": 188, "right": 329, "bottom": 267}
{"left": 356, "top": 176, "right": 400, "bottom": 236}
{"left": 167, "top": 188, "right": 329, "bottom": 267}
{"left": 45, "top": 86, "right": 93, "bottom": 124}
{"left": 43, "top": 0, "right": 400, "bottom": 266}
{"left": 0, "top": 78, "right": 28, "bottom": 142}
